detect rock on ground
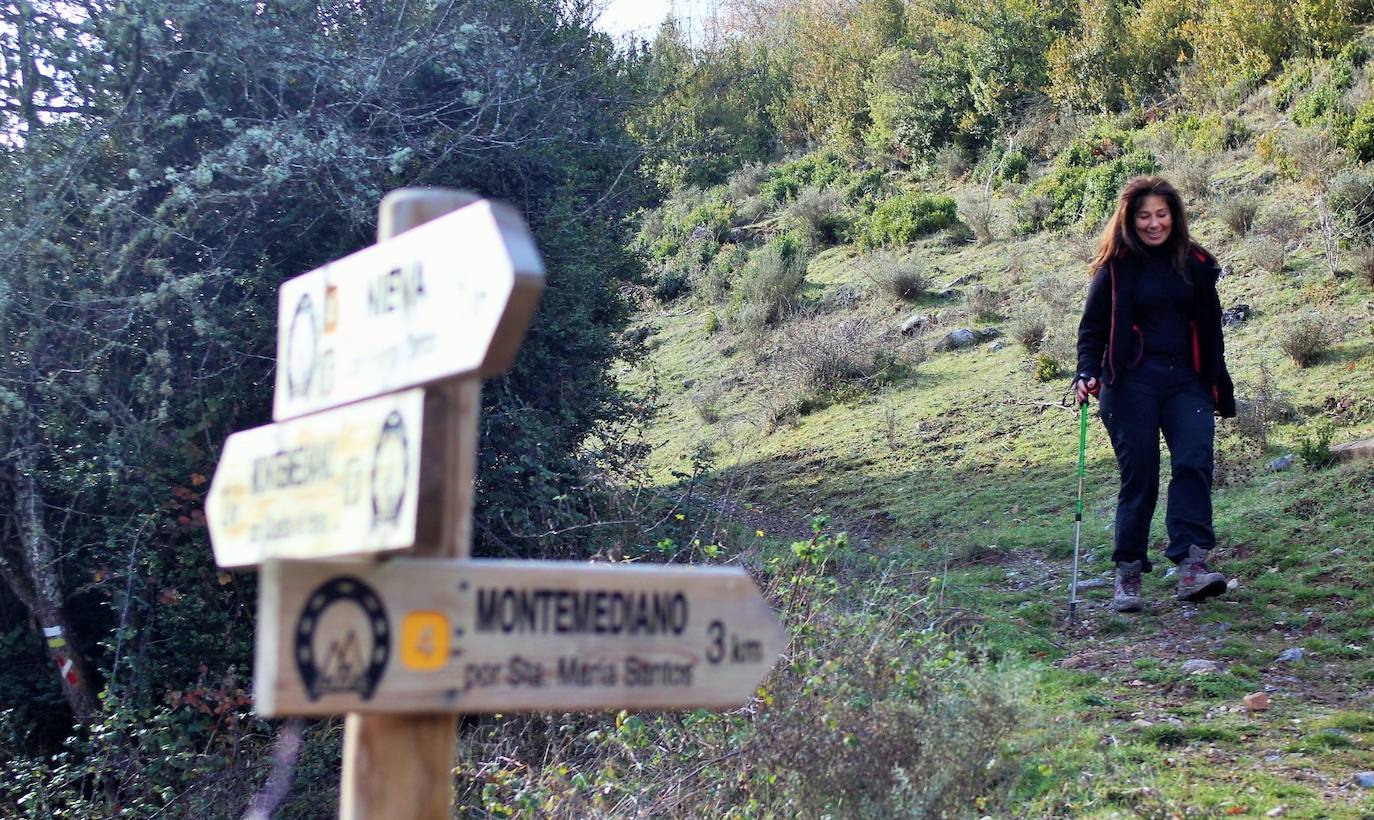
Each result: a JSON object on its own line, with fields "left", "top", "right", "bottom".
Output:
{"left": 1180, "top": 659, "right": 1225, "bottom": 675}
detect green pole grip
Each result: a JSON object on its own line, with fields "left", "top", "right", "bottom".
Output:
{"left": 1075, "top": 401, "right": 1088, "bottom": 519}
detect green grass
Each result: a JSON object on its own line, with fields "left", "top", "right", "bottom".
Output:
{"left": 621, "top": 75, "right": 1374, "bottom": 818}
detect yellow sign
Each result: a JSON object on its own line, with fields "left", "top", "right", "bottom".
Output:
{"left": 401, "top": 611, "right": 451, "bottom": 671}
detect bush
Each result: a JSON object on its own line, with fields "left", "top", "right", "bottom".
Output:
{"left": 732, "top": 232, "right": 808, "bottom": 329}
{"left": 1033, "top": 352, "right": 1064, "bottom": 382}
{"left": 860, "top": 251, "right": 928, "bottom": 301}
{"left": 1217, "top": 194, "right": 1260, "bottom": 237}
{"left": 958, "top": 191, "right": 998, "bottom": 245}
{"left": 1010, "top": 308, "right": 1048, "bottom": 351}
{"left": 1017, "top": 145, "right": 1159, "bottom": 232}
{"left": 935, "top": 144, "right": 970, "bottom": 180}
{"left": 1034, "top": 273, "right": 1084, "bottom": 311}
{"left": 1000, "top": 149, "right": 1030, "bottom": 183}
{"left": 1346, "top": 99, "right": 1374, "bottom": 161}
{"left": 1245, "top": 236, "right": 1288, "bottom": 274}
{"left": 861, "top": 192, "right": 959, "bottom": 247}
{"left": 964, "top": 285, "right": 1003, "bottom": 321}
{"left": 1298, "top": 421, "right": 1336, "bottom": 470}
{"left": 727, "top": 162, "right": 769, "bottom": 202}
{"left": 1160, "top": 112, "right": 1250, "bottom": 154}
{"left": 1233, "top": 363, "right": 1293, "bottom": 447}
{"left": 695, "top": 243, "right": 749, "bottom": 302}
{"left": 690, "top": 382, "right": 723, "bottom": 423}
{"left": 760, "top": 151, "right": 852, "bottom": 205}
{"left": 1328, "top": 166, "right": 1374, "bottom": 245}
{"left": 1351, "top": 245, "right": 1374, "bottom": 287}
{"left": 1293, "top": 83, "right": 1350, "bottom": 129}
{"left": 653, "top": 267, "right": 690, "bottom": 302}
{"left": 787, "top": 186, "right": 850, "bottom": 246}
{"left": 1167, "top": 151, "right": 1215, "bottom": 198}
{"left": 1277, "top": 311, "right": 1337, "bottom": 366}
{"left": 773, "top": 317, "right": 890, "bottom": 393}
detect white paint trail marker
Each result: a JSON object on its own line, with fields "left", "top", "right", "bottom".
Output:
{"left": 253, "top": 559, "right": 787, "bottom": 717}
{"left": 272, "top": 200, "right": 544, "bottom": 422}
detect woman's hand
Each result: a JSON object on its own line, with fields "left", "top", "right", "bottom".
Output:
{"left": 1074, "top": 376, "right": 1099, "bottom": 404}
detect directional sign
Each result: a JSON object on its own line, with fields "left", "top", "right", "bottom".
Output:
{"left": 207, "top": 389, "right": 432, "bottom": 568}
{"left": 272, "top": 199, "right": 544, "bottom": 421}
{"left": 253, "top": 559, "right": 788, "bottom": 716}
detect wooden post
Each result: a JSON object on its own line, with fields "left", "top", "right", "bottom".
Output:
{"left": 340, "top": 188, "right": 480, "bottom": 820}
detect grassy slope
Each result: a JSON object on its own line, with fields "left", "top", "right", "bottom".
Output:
{"left": 625, "top": 148, "right": 1374, "bottom": 815}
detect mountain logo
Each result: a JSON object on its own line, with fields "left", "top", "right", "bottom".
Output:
{"left": 293, "top": 576, "right": 390, "bottom": 701}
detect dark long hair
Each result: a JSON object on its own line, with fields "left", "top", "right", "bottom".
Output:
{"left": 1090, "top": 176, "right": 1202, "bottom": 279}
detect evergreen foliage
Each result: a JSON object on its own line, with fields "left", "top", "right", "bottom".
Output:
{"left": 1, "top": 0, "right": 646, "bottom": 809}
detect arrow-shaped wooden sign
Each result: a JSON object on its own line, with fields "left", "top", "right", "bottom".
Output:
{"left": 207, "top": 389, "right": 442, "bottom": 568}
{"left": 254, "top": 559, "right": 788, "bottom": 716}
{"left": 272, "top": 199, "right": 544, "bottom": 422}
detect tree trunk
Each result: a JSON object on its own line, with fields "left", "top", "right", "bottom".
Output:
{"left": 13, "top": 439, "right": 100, "bottom": 724}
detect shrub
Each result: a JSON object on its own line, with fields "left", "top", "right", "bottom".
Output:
{"left": 1298, "top": 421, "right": 1336, "bottom": 470}
{"left": 732, "top": 232, "right": 808, "bottom": 328}
{"left": 964, "top": 285, "right": 1003, "bottom": 321}
{"left": 1042, "top": 325, "right": 1079, "bottom": 374}
{"left": 1010, "top": 308, "right": 1048, "bottom": 351}
{"left": 1328, "top": 166, "right": 1374, "bottom": 245}
{"left": 1018, "top": 145, "right": 1159, "bottom": 232}
{"left": 1255, "top": 207, "right": 1305, "bottom": 245}
{"left": 935, "top": 144, "right": 969, "bottom": 180}
{"left": 727, "top": 162, "right": 769, "bottom": 202}
{"left": 787, "top": 186, "right": 850, "bottom": 246}
{"left": 1351, "top": 245, "right": 1374, "bottom": 287}
{"left": 1293, "top": 83, "right": 1349, "bottom": 129}
{"left": 1277, "top": 311, "right": 1337, "bottom": 366}
{"left": 958, "top": 191, "right": 998, "bottom": 245}
{"left": 690, "top": 383, "right": 723, "bottom": 423}
{"left": 1233, "top": 363, "right": 1293, "bottom": 447}
{"left": 1346, "top": 99, "right": 1374, "bottom": 162}
{"left": 861, "top": 192, "right": 959, "bottom": 247}
{"left": 1015, "top": 194, "right": 1054, "bottom": 233}
{"left": 1033, "top": 352, "right": 1064, "bottom": 382}
{"left": 760, "top": 151, "right": 851, "bottom": 206}
{"left": 1167, "top": 151, "right": 1215, "bottom": 198}
{"left": 696, "top": 243, "right": 749, "bottom": 302}
{"left": 1270, "top": 60, "right": 1315, "bottom": 110}
{"left": 860, "top": 251, "right": 928, "bottom": 301}
{"left": 1163, "top": 112, "right": 1250, "bottom": 153}
{"left": 1000, "top": 148, "right": 1030, "bottom": 183}
{"left": 1245, "top": 236, "right": 1288, "bottom": 274}
{"left": 1033, "top": 273, "right": 1084, "bottom": 311}
{"left": 773, "top": 317, "right": 889, "bottom": 393}
{"left": 1217, "top": 194, "right": 1260, "bottom": 237}
{"left": 653, "top": 267, "right": 690, "bottom": 302}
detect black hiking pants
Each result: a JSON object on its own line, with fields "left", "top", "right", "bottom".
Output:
{"left": 1099, "top": 354, "right": 1216, "bottom": 572}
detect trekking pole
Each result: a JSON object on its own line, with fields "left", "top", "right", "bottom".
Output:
{"left": 1069, "top": 399, "right": 1089, "bottom": 628}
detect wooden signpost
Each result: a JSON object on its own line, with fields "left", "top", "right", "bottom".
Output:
{"left": 206, "top": 389, "right": 433, "bottom": 567}
{"left": 254, "top": 559, "right": 787, "bottom": 716}
{"left": 206, "top": 189, "right": 787, "bottom": 820}
{"left": 272, "top": 198, "right": 544, "bottom": 422}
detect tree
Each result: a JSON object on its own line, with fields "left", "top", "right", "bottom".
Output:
{"left": 0, "top": 0, "right": 648, "bottom": 806}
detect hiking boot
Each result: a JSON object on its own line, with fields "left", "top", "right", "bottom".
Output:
{"left": 1176, "top": 545, "right": 1227, "bottom": 602}
{"left": 1112, "top": 561, "right": 1144, "bottom": 613}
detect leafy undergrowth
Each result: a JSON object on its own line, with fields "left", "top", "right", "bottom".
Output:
{"left": 455, "top": 521, "right": 1030, "bottom": 817}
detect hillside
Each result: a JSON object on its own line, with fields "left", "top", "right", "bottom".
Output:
{"left": 620, "top": 51, "right": 1374, "bottom": 820}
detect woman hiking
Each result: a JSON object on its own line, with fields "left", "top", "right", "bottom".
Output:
{"left": 1073, "top": 176, "right": 1236, "bottom": 613}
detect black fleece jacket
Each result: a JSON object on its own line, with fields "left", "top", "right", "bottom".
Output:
{"left": 1075, "top": 245, "right": 1236, "bottom": 418}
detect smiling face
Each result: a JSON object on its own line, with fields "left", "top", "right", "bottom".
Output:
{"left": 1133, "top": 193, "right": 1173, "bottom": 247}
